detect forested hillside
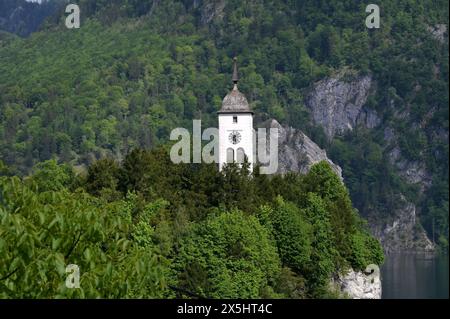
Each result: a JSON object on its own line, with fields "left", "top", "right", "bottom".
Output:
{"left": 0, "top": 0, "right": 64, "bottom": 36}
{"left": 0, "top": 151, "right": 383, "bottom": 298}
{"left": 0, "top": 0, "right": 448, "bottom": 251}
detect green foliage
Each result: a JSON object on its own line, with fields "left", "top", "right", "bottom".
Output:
{"left": 85, "top": 158, "right": 121, "bottom": 199}
{"left": 0, "top": 151, "right": 384, "bottom": 298}
{"left": 29, "top": 159, "right": 74, "bottom": 192}
{"left": 302, "top": 161, "right": 346, "bottom": 201}
{"left": 265, "top": 197, "right": 312, "bottom": 273}
{"left": 0, "top": 0, "right": 447, "bottom": 249}
{"left": 0, "top": 176, "right": 169, "bottom": 298}
{"left": 349, "top": 231, "right": 385, "bottom": 271}
{"left": 174, "top": 210, "right": 281, "bottom": 298}
{"left": 274, "top": 267, "right": 307, "bottom": 299}
{"left": 4, "top": 0, "right": 445, "bottom": 297}
{"left": 0, "top": 160, "right": 10, "bottom": 176}
{"left": 302, "top": 193, "right": 337, "bottom": 292}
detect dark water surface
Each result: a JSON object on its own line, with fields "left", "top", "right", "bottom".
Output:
{"left": 381, "top": 253, "right": 449, "bottom": 299}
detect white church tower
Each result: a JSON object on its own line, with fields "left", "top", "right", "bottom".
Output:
{"left": 218, "top": 58, "right": 254, "bottom": 172}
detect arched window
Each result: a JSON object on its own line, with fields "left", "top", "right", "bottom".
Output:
{"left": 236, "top": 148, "right": 246, "bottom": 163}
{"left": 226, "top": 148, "right": 234, "bottom": 163}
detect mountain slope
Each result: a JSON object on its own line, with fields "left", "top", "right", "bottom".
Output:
{"left": 0, "top": 0, "right": 448, "bottom": 250}
{"left": 0, "top": 0, "right": 64, "bottom": 36}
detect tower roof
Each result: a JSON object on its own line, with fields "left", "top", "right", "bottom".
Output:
{"left": 232, "top": 57, "right": 239, "bottom": 84}
{"left": 218, "top": 57, "right": 253, "bottom": 114}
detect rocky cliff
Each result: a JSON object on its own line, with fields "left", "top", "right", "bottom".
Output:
{"left": 263, "top": 119, "right": 342, "bottom": 178}
{"left": 0, "top": 0, "right": 61, "bottom": 37}
{"left": 305, "top": 70, "right": 380, "bottom": 140}
{"left": 265, "top": 116, "right": 434, "bottom": 254}
{"left": 331, "top": 268, "right": 382, "bottom": 299}
{"left": 261, "top": 119, "right": 381, "bottom": 298}
{"left": 305, "top": 69, "right": 435, "bottom": 194}
{"left": 369, "top": 196, "right": 435, "bottom": 254}
{"left": 384, "top": 128, "right": 432, "bottom": 192}
{"left": 302, "top": 69, "right": 435, "bottom": 254}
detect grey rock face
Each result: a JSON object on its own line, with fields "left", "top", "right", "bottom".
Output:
{"left": 304, "top": 68, "right": 433, "bottom": 253}
{"left": 305, "top": 68, "right": 433, "bottom": 189}
{"left": 0, "top": 1, "right": 61, "bottom": 37}
{"left": 388, "top": 146, "right": 432, "bottom": 191}
{"left": 427, "top": 24, "right": 448, "bottom": 43}
{"left": 263, "top": 120, "right": 383, "bottom": 298}
{"left": 331, "top": 269, "right": 382, "bottom": 299}
{"left": 381, "top": 129, "right": 434, "bottom": 253}
{"left": 264, "top": 118, "right": 434, "bottom": 254}
{"left": 199, "top": 0, "right": 226, "bottom": 24}
{"left": 370, "top": 196, "right": 435, "bottom": 254}
{"left": 306, "top": 71, "right": 380, "bottom": 139}
{"left": 263, "top": 119, "right": 342, "bottom": 179}
{"left": 384, "top": 121, "right": 433, "bottom": 192}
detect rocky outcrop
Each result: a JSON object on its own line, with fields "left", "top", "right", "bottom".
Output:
{"left": 331, "top": 268, "right": 382, "bottom": 299}
{"left": 195, "top": 0, "right": 226, "bottom": 24}
{"left": 304, "top": 69, "right": 435, "bottom": 253}
{"left": 263, "top": 119, "right": 342, "bottom": 178}
{"left": 264, "top": 119, "right": 384, "bottom": 299}
{"left": 369, "top": 196, "right": 435, "bottom": 254}
{"left": 388, "top": 146, "right": 432, "bottom": 191}
{"left": 263, "top": 119, "right": 384, "bottom": 298}
{"left": 384, "top": 126, "right": 432, "bottom": 192}
{"left": 381, "top": 126, "right": 434, "bottom": 253}
{"left": 0, "top": 0, "right": 61, "bottom": 37}
{"left": 264, "top": 118, "right": 435, "bottom": 254}
{"left": 306, "top": 71, "right": 380, "bottom": 140}
{"left": 427, "top": 24, "right": 447, "bottom": 43}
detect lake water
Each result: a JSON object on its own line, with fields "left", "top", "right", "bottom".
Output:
{"left": 381, "top": 253, "right": 449, "bottom": 299}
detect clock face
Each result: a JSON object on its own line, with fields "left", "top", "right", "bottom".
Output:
{"left": 229, "top": 131, "right": 242, "bottom": 145}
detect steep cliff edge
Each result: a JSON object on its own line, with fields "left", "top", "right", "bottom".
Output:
{"left": 369, "top": 196, "right": 434, "bottom": 254}
{"left": 305, "top": 70, "right": 380, "bottom": 140}
{"left": 263, "top": 119, "right": 342, "bottom": 178}
{"left": 330, "top": 269, "right": 382, "bottom": 299}
{"left": 302, "top": 70, "right": 435, "bottom": 254}
{"left": 0, "top": 0, "right": 62, "bottom": 37}
{"left": 262, "top": 119, "right": 381, "bottom": 298}
{"left": 260, "top": 119, "right": 381, "bottom": 298}
{"left": 267, "top": 115, "right": 434, "bottom": 254}
{"left": 384, "top": 127, "right": 433, "bottom": 192}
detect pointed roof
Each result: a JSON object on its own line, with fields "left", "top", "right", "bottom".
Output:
{"left": 218, "top": 57, "right": 253, "bottom": 114}
{"left": 232, "top": 57, "right": 239, "bottom": 84}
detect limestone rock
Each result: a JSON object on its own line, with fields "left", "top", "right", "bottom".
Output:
{"left": 384, "top": 124, "right": 433, "bottom": 192}
{"left": 331, "top": 269, "right": 382, "bottom": 299}
{"left": 388, "top": 146, "right": 432, "bottom": 191}
{"left": 306, "top": 71, "right": 380, "bottom": 140}
{"left": 262, "top": 119, "right": 342, "bottom": 179}
{"left": 369, "top": 196, "right": 435, "bottom": 254}
{"left": 199, "top": 0, "right": 226, "bottom": 24}
{"left": 426, "top": 24, "right": 447, "bottom": 43}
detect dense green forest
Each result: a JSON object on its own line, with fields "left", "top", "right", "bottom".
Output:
{"left": 0, "top": 0, "right": 448, "bottom": 254}
{"left": 0, "top": 0, "right": 64, "bottom": 36}
{"left": 0, "top": 0, "right": 447, "bottom": 299}
{"left": 0, "top": 152, "right": 383, "bottom": 298}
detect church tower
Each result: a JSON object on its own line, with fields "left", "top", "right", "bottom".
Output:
{"left": 218, "top": 58, "right": 254, "bottom": 171}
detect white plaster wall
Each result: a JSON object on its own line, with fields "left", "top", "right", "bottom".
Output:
{"left": 218, "top": 113, "right": 253, "bottom": 171}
